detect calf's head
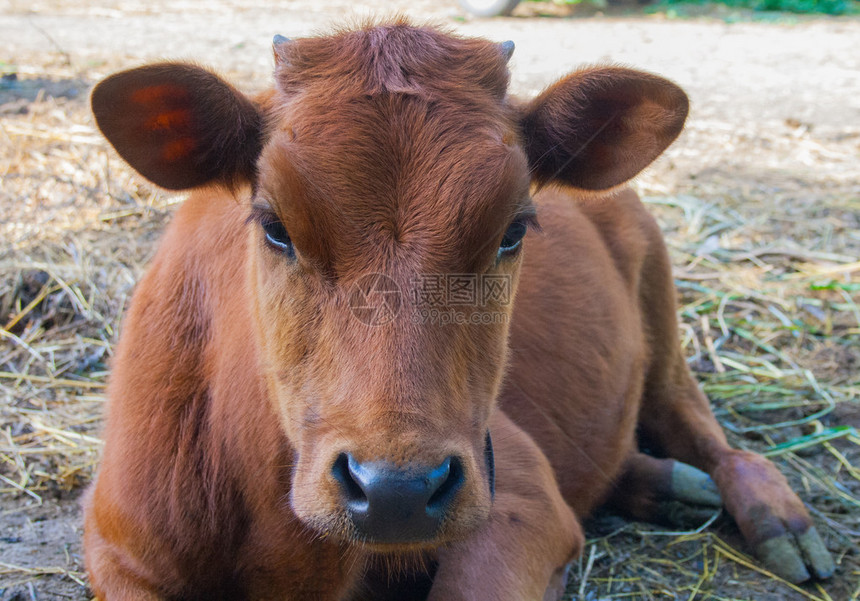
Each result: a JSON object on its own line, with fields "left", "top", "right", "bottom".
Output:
{"left": 92, "top": 23, "right": 687, "bottom": 550}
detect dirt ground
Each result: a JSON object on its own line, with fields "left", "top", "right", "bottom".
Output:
{"left": 1, "top": 1, "right": 858, "bottom": 600}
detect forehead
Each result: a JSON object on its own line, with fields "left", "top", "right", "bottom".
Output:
{"left": 257, "top": 24, "right": 529, "bottom": 273}
{"left": 274, "top": 22, "right": 511, "bottom": 101}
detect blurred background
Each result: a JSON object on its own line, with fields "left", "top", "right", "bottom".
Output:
{"left": 1, "top": 1, "right": 858, "bottom": 600}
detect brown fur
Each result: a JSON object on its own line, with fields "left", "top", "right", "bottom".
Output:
{"left": 85, "top": 21, "right": 830, "bottom": 600}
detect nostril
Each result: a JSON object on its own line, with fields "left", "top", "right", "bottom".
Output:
{"left": 332, "top": 453, "right": 368, "bottom": 511}
{"left": 427, "top": 456, "right": 464, "bottom": 515}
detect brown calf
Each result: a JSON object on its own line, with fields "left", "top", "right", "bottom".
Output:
{"left": 85, "top": 21, "right": 834, "bottom": 600}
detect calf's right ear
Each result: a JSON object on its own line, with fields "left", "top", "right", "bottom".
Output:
{"left": 519, "top": 67, "right": 689, "bottom": 191}
{"left": 91, "top": 63, "right": 263, "bottom": 190}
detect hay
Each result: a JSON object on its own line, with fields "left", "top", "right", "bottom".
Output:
{"left": 0, "top": 86, "right": 165, "bottom": 499}
{"left": 0, "top": 67, "right": 176, "bottom": 597}
{"left": 1, "top": 54, "right": 858, "bottom": 601}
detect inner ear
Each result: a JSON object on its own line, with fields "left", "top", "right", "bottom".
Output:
{"left": 91, "top": 63, "right": 263, "bottom": 191}
{"left": 520, "top": 67, "right": 689, "bottom": 191}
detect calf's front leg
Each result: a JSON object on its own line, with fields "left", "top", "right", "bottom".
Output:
{"left": 428, "top": 411, "right": 582, "bottom": 601}
{"left": 84, "top": 527, "right": 166, "bottom": 601}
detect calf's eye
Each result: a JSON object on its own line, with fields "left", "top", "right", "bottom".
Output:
{"left": 263, "top": 219, "right": 295, "bottom": 258}
{"left": 497, "top": 218, "right": 527, "bottom": 260}
{"left": 250, "top": 206, "right": 296, "bottom": 260}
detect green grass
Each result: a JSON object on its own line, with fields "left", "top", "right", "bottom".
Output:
{"left": 653, "top": 0, "right": 860, "bottom": 15}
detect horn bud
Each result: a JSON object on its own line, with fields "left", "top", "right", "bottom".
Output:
{"left": 273, "top": 34, "right": 292, "bottom": 65}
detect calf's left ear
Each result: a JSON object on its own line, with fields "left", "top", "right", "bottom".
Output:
{"left": 91, "top": 63, "right": 263, "bottom": 191}
{"left": 519, "top": 67, "right": 688, "bottom": 191}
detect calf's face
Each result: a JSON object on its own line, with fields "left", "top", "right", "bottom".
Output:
{"left": 91, "top": 23, "right": 688, "bottom": 550}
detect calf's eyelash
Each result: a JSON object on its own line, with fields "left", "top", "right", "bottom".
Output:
{"left": 247, "top": 204, "right": 281, "bottom": 227}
